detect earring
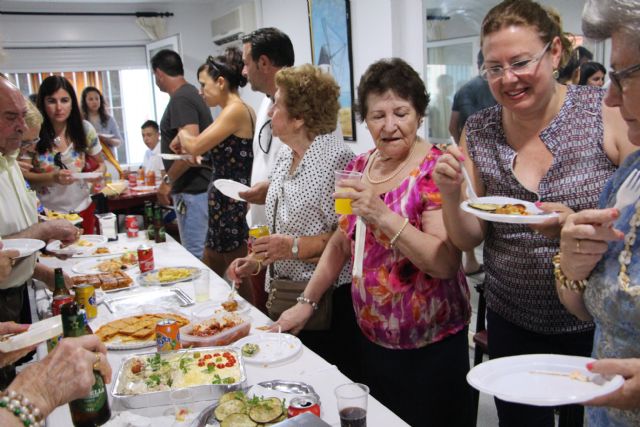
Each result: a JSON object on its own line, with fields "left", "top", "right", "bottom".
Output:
{"left": 552, "top": 69, "right": 559, "bottom": 79}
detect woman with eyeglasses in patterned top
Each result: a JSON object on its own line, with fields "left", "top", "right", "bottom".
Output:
{"left": 433, "top": 1, "right": 636, "bottom": 426}
{"left": 557, "top": 0, "right": 640, "bottom": 425}
{"left": 26, "top": 76, "right": 104, "bottom": 234}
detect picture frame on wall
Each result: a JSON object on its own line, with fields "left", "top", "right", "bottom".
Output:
{"left": 308, "top": 0, "right": 356, "bottom": 141}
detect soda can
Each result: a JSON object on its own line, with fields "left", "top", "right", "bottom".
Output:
{"left": 52, "top": 295, "right": 75, "bottom": 316}
{"left": 125, "top": 215, "right": 139, "bottom": 238}
{"left": 287, "top": 396, "right": 321, "bottom": 418}
{"left": 137, "top": 244, "right": 154, "bottom": 273}
{"left": 74, "top": 283, "right": 97, "bottom": 320}
{"left": 128, "top": 171, "right": 138, "bottom": 188}
{"left": 156, "top": 319, "right": 181, "bottom": 353}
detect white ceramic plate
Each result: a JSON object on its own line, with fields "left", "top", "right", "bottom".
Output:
{"left": 46, "top": 235, "right": 108, "bottom": 256}
{"left": 213, "top": 179, "right": 250, "bottom": 201}
{"left": 461, "top": 196, "right": 559, "bottom": 224}
{"left": 71, "top": 256, "right": 139, "bottom": 274}
{"left": 130, "top": 185, "right": 156, "bottom": 192}
{"left": 72, "top": 172, "right": 102, "bottom": 180}
{"left": 0, "top": 315, "right": 62, "bottom": 352}
{"left": 138, "top": 267, "right": 201, "bottom": 286}
{"left": 467, "top": 354, "right": 624, "bottom": 406}
{"left": 234, "top": 333, "right": 303, "bottom": 365}
{"left": 160, "top": 153, "right": 192, "bottom": 160}
{"left": 192, "top": 299, "right": 251, "bottom": 316}
{"left": 1, "top": 239, "right": 45, "bottom": 258}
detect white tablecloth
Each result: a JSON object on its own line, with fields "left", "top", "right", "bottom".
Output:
{"left": 36, "top": 234, "right": 407, "bottom": 427}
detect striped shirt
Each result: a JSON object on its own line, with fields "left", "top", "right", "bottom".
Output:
{"left": 466, "top": 85, "right": 616, "bottom": 334}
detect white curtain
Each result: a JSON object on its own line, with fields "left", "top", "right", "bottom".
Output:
{"left": 136, "top": 17, "right": 168, "bottom": 40}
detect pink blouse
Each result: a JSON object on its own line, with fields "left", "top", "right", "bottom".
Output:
{"left": 340, "top": 146, "right": 471, "bottom": 350}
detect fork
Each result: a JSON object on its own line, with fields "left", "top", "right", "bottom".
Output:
{"left": 449, "top": 138, "right": 479, "bottom": 202}
{"left": 612, "top": 169, "right": 640, "bottom": 211}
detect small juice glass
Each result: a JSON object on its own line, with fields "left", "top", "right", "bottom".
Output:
{"left": 334, "top": 170, "right": 363, "bottom": 215}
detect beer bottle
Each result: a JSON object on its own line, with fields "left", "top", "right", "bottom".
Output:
{"left": 144, "top": 201, "right": 155, "bottom": 240}
{"left": 61, "top": 301, "right": 111, "bottom": 426}
{"left": 52, "top": 268, "right": 71, "bottom": 297}
{"left": 154, "top": 205, "right": 166, "bottom": 243}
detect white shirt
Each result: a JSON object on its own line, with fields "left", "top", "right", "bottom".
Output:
{"left": 0, "top": 151, "right": 38, "bottom": 288}
{"left": 264, "top": 133, "right": 354, "bottom": 290}
{"left": 143, "top": 144, "right": 164, "bottom": 179}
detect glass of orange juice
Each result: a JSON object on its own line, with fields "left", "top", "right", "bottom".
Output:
{"left": 335, "top": 170, "right": 363, "bottom": 215}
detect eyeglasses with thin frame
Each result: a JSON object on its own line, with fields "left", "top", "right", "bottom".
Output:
{"left": 609, "top": 62, "right": 640, "bottom": 93}
{"left": 481, "top": 42, "right": 551, "bottom": 81}
{"left": 258, "top": 119, "right": 273, "bottom": 154}
{"left": 20, "top": 136, "right": 40, "bottom": 147}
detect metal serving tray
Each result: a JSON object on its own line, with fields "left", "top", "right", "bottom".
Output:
{"left": 103, "top": 288, "right": 193, "bottom": 313}
{"left": 111, "top": 347, "right": 247, "bottom": 409}
{"left": 257, "top": 380, "right": 320, "bottom": 403}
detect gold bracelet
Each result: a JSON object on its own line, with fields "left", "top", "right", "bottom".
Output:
{"left": 390, "top": 218, "right": 410, "bottom": 248}
{"left": 552, "top": 252, "right": 588, "bottom": 291}
{"left": 251, "top": 260, "right": 262, "bottom": 276}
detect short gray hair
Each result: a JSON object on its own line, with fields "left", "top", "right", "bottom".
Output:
{"left": 582, "top": 0, "right": 640, "bottom": 42}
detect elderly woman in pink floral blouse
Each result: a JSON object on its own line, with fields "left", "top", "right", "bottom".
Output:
{"left": 274, "top": 58, "right": 472, "bottom": 427}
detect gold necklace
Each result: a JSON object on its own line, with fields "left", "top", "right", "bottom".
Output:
{"left": 366, "top": 139, "right": 418, "bottom": 185}
{"left": 617, "top": 199, "right": 640, "bottom": 296}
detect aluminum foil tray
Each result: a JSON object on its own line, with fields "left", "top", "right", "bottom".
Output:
{"left": 103, "top": 288, "right": 193, "bottom": 313}
{"left": 111, "top": 346, "right": 247, "bottom": 409}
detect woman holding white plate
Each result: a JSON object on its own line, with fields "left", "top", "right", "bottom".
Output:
{"left": 173, "top": 48, "right": 254, "bottom": 289}
{"left": 433, "top": 1, "right": 634, "bottom": 426}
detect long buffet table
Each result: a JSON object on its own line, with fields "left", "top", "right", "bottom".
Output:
{"left": 35, "top": 233, "right": 408, "bottom": 427}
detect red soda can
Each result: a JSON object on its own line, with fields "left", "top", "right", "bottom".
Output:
{"left": 156, "top": 319, "right": 181, "bottom": 352}
{"left": 128, "top": 171, "right": 137, "bottom": 188}
{"left": 52, "top": 295, "right": 75, "bottom": 316}
{"left": 125, "top": 215, "right": 139, "bottom": 238}
{"left": 288, "top": 396, "right": 321, "bottom": 418}
{"left": 137, "top": 244, "right": 154, "bottom": 273}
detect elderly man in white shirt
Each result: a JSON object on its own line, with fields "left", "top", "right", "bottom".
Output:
{"left": 141, "top": 119, "right": 164, "bottom": 180}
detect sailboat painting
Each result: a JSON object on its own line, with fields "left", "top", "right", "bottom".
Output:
{"left": 308, "top": 0, "right": 356, "bottom": 140}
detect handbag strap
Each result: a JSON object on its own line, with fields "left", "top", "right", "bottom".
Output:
{"left": 268, "top": 187, "right": 279, "bottom": 281}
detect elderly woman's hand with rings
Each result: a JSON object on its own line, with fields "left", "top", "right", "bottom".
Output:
{"left": 559, "top": 208, "right": 624, "bottom": 280}
{"left": 252, "top": 234, "right": 294, "bottom": 265}
{"left": 335, "top": 178, "right": 390, "bottom": 224}
{"left": 432, "top": 145, "right": 467, "bottom": 198}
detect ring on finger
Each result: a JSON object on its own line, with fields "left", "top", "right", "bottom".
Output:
{"left": 93, "top": 352, "right": 101, "bottom": 370}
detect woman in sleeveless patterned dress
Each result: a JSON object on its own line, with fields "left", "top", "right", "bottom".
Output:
{"left": 173, "top": 47, "right": 255, "bottom": 301}
{"left": 433, "top": 1, "right": 635, "bottom": 426}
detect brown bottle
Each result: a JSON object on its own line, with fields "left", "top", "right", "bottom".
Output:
{"left": 61, "top": 301, "right": 111, "bottom": 426}
{"left": 52, "top": 268, "right": 71, "bottom": 297}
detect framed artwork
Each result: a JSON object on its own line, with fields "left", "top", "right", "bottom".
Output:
{"left": 145, "top": 34, "right": 182, "bottom": 121}
{"left": 308, "top": 0, "right": 356, "bottom": 140}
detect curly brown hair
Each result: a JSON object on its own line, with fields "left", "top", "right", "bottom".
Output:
{"left": 481, "top": 0, "right": 573, "bottom": 70}
{"left": 274, "top": 64, "right": 339, "bottom": 138}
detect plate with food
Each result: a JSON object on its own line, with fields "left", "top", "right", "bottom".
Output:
{"left": 467, "top": 354, "right": 624, "bottom": 406}
{"left": 72, "top": 270, "right": 135, "bottom": 293}
{"left": 92, "top": 311, "right": 190, "bottom": 350}
{"left": 213, "top": 179, "right": 249, "bottom": 201}
{"left": 194, "top": 299, "right": 250, "bottom": 316}
{"left": 201, "top": 390, "right": 287, "bottom": 426}
{"left": 138, "top": 267, "right": 200, "bottom": 286}
{"left": 0, "top": 239, "right": 45, "bottom": 258}
{"left": 461, "top": 196, "right": 559, "bottom": 224}
{"left": 111, "top": 347, "right": 246, "bottom": 409}
{"left": 40, "top": 209, "right": 83, "bottom": 225}
{"left": 45, "top": 234, "right": 108, "bottom": 256}
{"left": 71, "top": 252, "right": 138, "bottom": 274}
{"left": 180, "top": 312, "right": 250, "bottom": 348}
{"left": 233, "top": 333, "right": 303, "bottom": 365}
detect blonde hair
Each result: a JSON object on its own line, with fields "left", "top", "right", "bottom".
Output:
{"left": 274, "top": 64, "right": 339, "bottom": 138}
{"left": 25, "top": 99, "right": 43, "bottom": 129}
{"left": 481, "top": 0, "right": 573, "bottom": 69}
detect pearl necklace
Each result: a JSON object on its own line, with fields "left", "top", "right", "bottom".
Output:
{"left": 366, "top": 139, "right": 418, "bottom": 185}
{"left": 617, "top": 199, "right": 640, "bottom": 296}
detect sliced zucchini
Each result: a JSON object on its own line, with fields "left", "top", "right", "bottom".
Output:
{"left": 263, "top": 413, "right": 288, "bottom": 426}
{"left": 220, "top": 413, "right": 258, "bottom": 427}
{"left": 219, "top": 390, "right": 247, "bottom": 404}
{"left": 468, "top": 202, "right": 501, "bottom": 212}
{"left": 248, "top": 397, "right": 284, "bottom": 423}
{"left": 215, "top": 399, "right": 247, "bottom": 421}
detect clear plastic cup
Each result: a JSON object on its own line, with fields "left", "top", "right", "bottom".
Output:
{"left": 335, "top": 383, "right": 369, "bottom": 427}
{"left": 334, "top": 170, "right": 363, "bottom": 215}
{"left": 192, "top": 269, "right": 210, "bottom": 302}
{"left": 169, "top": 388, "right": 193, "bottom": 423}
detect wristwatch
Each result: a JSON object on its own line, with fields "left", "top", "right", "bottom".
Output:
{"left": 291, "top": 236, "right": 299, "bottom": 258}
{"left": 162, "top": 174, "right": 171, "bottom": 185}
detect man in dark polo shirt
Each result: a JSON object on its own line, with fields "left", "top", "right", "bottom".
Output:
{"left": 151, "top": 50, "right": 212, "bottom": 259}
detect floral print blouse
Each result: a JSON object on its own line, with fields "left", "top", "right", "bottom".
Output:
{"left": 31, "top": 120, "right": 101, "bottom": 213}
{"left": 340, "top": 146, "right": 471, "bottom": 350}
